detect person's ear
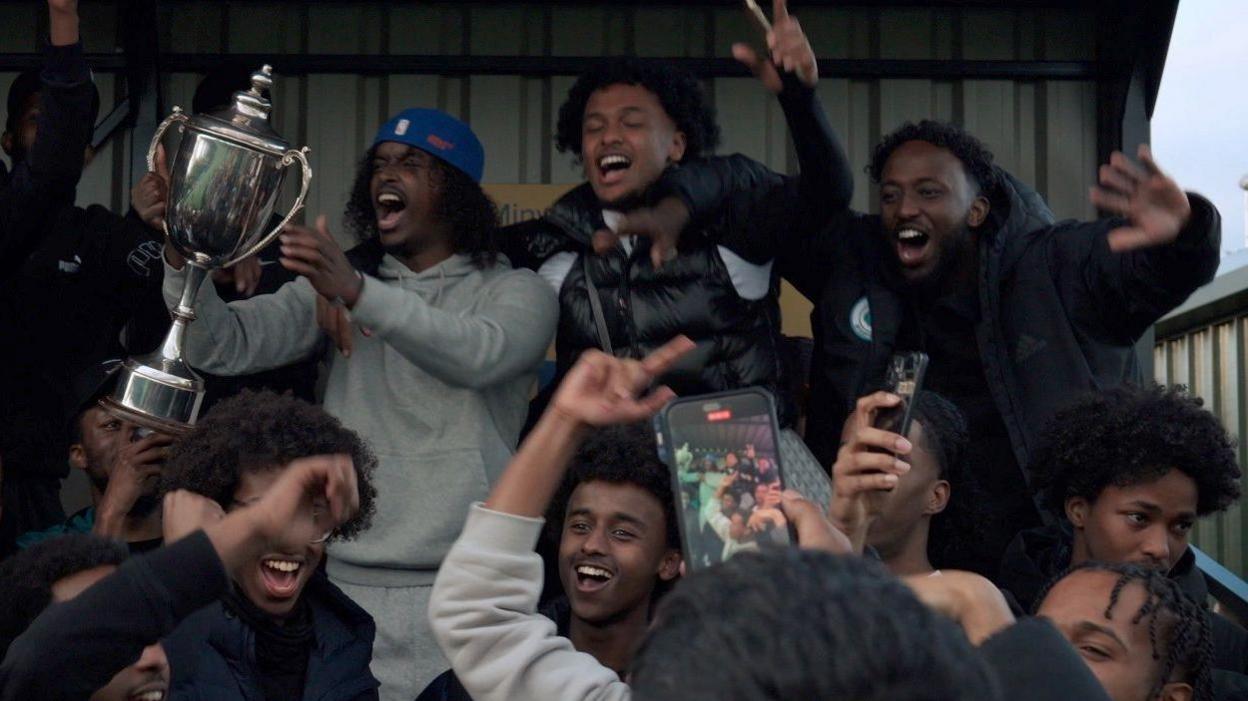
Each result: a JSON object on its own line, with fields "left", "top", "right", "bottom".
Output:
{"left": 68, "top": 443, "right": 87, "bottom": 471}
{"left": 667, "top": 130, "right": 687, "bottom": 165}
{"left": 967, "top": 194, "right": 990, "bottom": 227}
{"left": 658, "top": 549, "right": 682, "bottom": 581}
{"left": 926, "top": 479, "right": 950, "bottom": 516}
{"left": 1, "top": 131, "right": 13, "bottom": 158}
{"left": 1159, "top": 682, "right": 1193, "bottom": 701}
{"left": 1066, "top": 497, "right": 1089, "bottom": 529}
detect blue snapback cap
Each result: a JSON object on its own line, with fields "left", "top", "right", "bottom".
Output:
{"left": 373, "top": 108, "right": 485, "bottom": 183}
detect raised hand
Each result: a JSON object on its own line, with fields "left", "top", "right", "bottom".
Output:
{"left": 315, "top": 294, "right": 373, "bottom": 358}
{"left": 93, "top": 432, "right": 174, "bottom": 539}
{"left": 1090, "top": 144, "right": 1192, "bottom": 252}
{"left": 830, "top": 392, "right": 912, "bottom": 553}
{"left": 731, "top": 0, "right": 818, "bottom": 94}
{"left": 550, "top": 336, "right": 696, "bottom": 427}
{"left": 780, "top": 491, "right": 852, "bottom": 554}
{"left": 591, "top": 196, "right": 691, "bottom": 269}
{"left": 162, "top": 489, "right": 226, "bottom": 544}
{"left": 132, "top": 144, "right": 170, "bottom": 232}
{"left": 48, "top": 0, "right": 79, "bottom": 46}
{"left": 245, "top": 454, "right": 359, "bottom": 548}
{"left": 280, "top": 215, "right": 363, "bottom": 306}
{"left": 212, "top": 254, "right": 263, "bottom": 297}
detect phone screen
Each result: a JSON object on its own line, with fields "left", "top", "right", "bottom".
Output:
{"left": 657, "top": 389, "right": 791, "bottom": 572}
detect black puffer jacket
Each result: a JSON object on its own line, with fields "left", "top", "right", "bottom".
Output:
{"left": 502, "top": 80, "right": 849, "bottom": 426}
{"left": 504, "top": 182, "right": 786, "bottom": 411}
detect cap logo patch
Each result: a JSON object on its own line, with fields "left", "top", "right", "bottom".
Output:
{"left": 394, "top": 119, "right": 410, "bottom": 136}
{"left": 427, "top": 134, "right": 454, "bottom": 151}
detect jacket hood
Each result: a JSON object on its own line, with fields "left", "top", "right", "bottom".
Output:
{"left": 981, "top": 167, "right": 1058, "bottom": 271}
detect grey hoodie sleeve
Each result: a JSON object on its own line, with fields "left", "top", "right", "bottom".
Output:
{"left": 429, "top": 504, "right": 632, "bottom": 701}
{"left": 162, "top": 255, "right": 322, "bottom": 374}
{"left": 349, "top": 268, "right": 558, "bottom": 390}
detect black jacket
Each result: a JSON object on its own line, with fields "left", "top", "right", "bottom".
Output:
{"left": 1000, "top": 523, "right": 1248, "bottom": 678}
{"left": 0, "top": 42, "right": 95, "bottom": 277}
{"left": 783, "top": 176, "right": 1220, "bottom": 482}
{"left": 501, "top": 80, "right": 849, "bottom": 426}
{"left": 162, "top": 571, "right": 380, "bottom": 700}
{"left": 0, "top": 532, "right": 227, "bottom": 701}
{"left": 0, "top": 41, "right": 103, "bottom": 555}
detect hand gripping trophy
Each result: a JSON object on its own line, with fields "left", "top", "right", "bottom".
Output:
{"left": 100, "top": 66, "right": 311, "bottom": 434}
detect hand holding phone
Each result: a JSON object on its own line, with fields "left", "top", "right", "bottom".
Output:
{"left": 655, "top": 388, "right": 793, "bottom": 572}
{"left": 874, "top": 352, "right": 929, "bottom": 439}
{"left": 831, "top": 391, "right": 914, "bottom": 553}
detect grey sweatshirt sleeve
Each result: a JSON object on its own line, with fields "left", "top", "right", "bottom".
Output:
{"left": 429, "top": 504, "right": 632, "bottom": 701}
{"left": 349, "top": 269, "right": 558, "bottom": 390}
{"left": 162, "top": 255, "right": 322, "bottom": 374}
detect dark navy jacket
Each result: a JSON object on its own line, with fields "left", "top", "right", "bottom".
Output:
{"left": 162, "top": 572, "right": 380, "bottom": 700}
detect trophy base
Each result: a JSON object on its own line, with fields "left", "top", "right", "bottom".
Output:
{"left": 98, "top": 354, "right": 204, "bottom": 436}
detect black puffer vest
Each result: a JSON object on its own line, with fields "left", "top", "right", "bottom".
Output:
{"left": 504, "top": 182, "right": 788, "bottom": 422}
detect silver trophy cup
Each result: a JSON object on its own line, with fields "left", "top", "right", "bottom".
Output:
{"left": 100, "top": 65, "right": 311, "bottom": 434}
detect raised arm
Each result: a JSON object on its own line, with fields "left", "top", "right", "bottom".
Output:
{"left": 1059, "top": 145, "right": 1220, "bottom": 339}
{"left": 0, "top": 0, "right": 95, "bottom": 274}
{"left": 430, "top": 338, "right": 694, "bottom": 701}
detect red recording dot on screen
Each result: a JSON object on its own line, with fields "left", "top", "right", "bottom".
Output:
{"left": 707, "top": 409, "right": 732, "bottom": 422}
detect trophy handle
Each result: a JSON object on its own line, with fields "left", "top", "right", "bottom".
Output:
{"left": 146, "top": 108, "right": 189, "bottom": 244}
{"left": 224, "top": 146, "right": 313, "bottom": 268}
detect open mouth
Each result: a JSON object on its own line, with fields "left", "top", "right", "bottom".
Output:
{"left": 128, "top": 686, "right": 166, "bottom": 701}
{"left": 894, "top": 227, "right": 932, "bottom": 267}
{"left": 596, "top": 153, "right": 633, "bottom": 186}
{"left": 573, "top": 563, "right": 615, "bottom": 593}
{"left": 259, "top": 557, "right": 303, "bottom": 598}
{"left": 375, "top": 189, "right": 407, "bottom": 233}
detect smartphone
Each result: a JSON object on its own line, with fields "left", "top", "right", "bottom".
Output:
{"left": 874, "top": 351, "right": 929, "bottom": 439}
{"left": 743, "top": 0, "right": 772, "bottom": 36}
{"left": 655, "top": 388, "right": 792, "bottom": 572}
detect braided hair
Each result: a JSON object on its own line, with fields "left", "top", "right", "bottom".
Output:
{"left": 1034, "top": 561, "right": 1213, "bottom": 701}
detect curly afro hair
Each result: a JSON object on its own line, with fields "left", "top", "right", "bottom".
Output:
{"left": 1031, "top": 384, "right": 1241, "bottom": 521}
{"left": 161, "top": 390, "right": 378, "bottom": 541}
{"left": 869, "top": 120, "right": 998, "bottom": 195}
{"left": 554, "top": 57, "right": 720, "bottom": 163}
{"left": 547, "top": 423, "right": 679, "bottom": 551}
{"left": 344, "top": 144, "right": 500, "bottom": 269}
{"left": 0, "top": 534, "right": 128, "bottom": 659}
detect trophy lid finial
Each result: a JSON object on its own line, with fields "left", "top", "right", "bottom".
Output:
{"left": 188, "top": 64, "right": 290, "bottom": 153}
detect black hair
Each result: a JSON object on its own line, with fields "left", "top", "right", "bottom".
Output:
{"left": 630, "top": 549, "right": 999, "bottom": 701}
{"left": 869, "top": 120, "right": 998, "bottom": 195}
{"left": 908, "top": 391, "right": 988, "bottom": 570}
{"left": 554, "top": 57, "right": 720, "bottom": 162}
{"left": 5, "top": 68, "right": 101, "bottom": 155}
{"left": 0, "top": 534, "right": 128, "bottom": 659}
{"left": 1034, "top": 560, "right": 1213, "bottom": 701}
{"left": 344, "top": 143, "right": 500, "bottom": 269}
{"left": 1031, "top": 384, "right": 1241, "bottom": 520}
{"left": 547, "top": 423, "right": 679, "bottom": 551}
{"left": 160, "top": 389, "right": 377, "bottom": 540}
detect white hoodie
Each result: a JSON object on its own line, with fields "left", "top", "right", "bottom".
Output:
{"left": 163, "top": 252, "right": 558, "bottom": 586}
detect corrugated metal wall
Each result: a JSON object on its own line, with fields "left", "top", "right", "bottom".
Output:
{"left": 1, "top": 1, "right": 1100, "bottom": 232}
{"left": 1156, "top": 312, "right": 1248, "bottom": 576}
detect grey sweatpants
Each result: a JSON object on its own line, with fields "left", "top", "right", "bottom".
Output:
{"left": 333, "top": 579, "right": 449, "bottom": 701}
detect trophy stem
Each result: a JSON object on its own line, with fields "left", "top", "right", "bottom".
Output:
{"left": 159, "top": 263, "right": 210, "bottom": 363}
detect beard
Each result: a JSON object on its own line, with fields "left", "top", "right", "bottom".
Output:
{"left": 900, "top": 226, "right": 977, "bottom": 295}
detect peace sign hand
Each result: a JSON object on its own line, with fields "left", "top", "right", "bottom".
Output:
{"left": 732, "top": 0, "right": 818, "bottom": 94}
{"left": 550, "top": 336, "right": 696, "bottom": 427}
{"left": 1090, "top": 144, "right": 1192, "bottom": 252}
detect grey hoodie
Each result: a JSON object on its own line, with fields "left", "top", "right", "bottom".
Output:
{"left": 163, "top": 251, "right": 559, "bottom": 586}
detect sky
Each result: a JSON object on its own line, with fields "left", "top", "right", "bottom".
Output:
{"left": 1151, "top": 0, "right": 1248, "bottom": 274}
